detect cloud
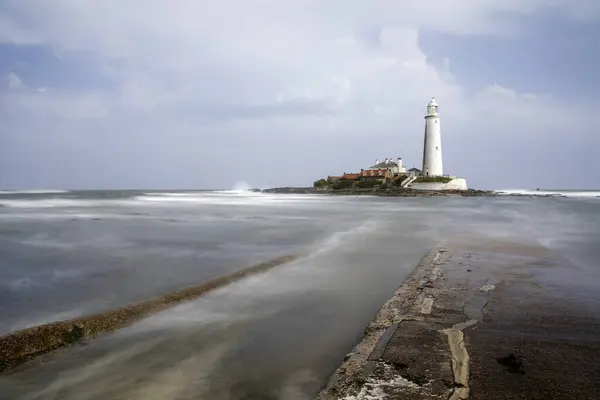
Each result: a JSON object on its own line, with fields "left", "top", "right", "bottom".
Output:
{"left": 3, "top": 72, "right": 109, "bottom": 120}
{"left": 5, "top": 71, "right": 23, "bottom": 88}
{"left": 0, "top": 1, "right": 599, "bottom": 189}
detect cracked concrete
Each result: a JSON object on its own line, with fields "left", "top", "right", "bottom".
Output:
{"left": 316, "top": 239, "right": 600, "bottom": 399}
{"left": 441, "top": 327, "right": 470, "bottom": 400}
{"left": 421, "top": 298, "right": 434, "bottom": 315}
{"left": 477, "top": 285, "right": 495, "bottom": 293}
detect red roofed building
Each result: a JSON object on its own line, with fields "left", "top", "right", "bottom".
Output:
{"left": 341, "top": 173, "right": 360, "bottom": 181}
{"left": 359, "top": 168, "right": 392, "bottom": 181}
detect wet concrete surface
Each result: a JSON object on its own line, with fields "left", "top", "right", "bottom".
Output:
{"left": 317, "top": 239, "right": 600, "bottom": 399}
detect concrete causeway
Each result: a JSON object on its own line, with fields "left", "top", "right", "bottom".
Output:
{"left": 316, "top": 240, "right": 600, "bottom": 399}
{"left": 0, "top": 253, "right": 303, "bottom": 373}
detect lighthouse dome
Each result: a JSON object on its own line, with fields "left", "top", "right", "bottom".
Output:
{"left": 428, "top": 97, "right": 438, "bottom": 107}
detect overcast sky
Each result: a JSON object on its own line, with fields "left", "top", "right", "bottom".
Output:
{"left": 1, "top": 1, "right": 599, "bottom": 190}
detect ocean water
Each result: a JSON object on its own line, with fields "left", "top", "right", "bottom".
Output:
{"left": 0, "top": 189, "right": 599, "bottom": 399}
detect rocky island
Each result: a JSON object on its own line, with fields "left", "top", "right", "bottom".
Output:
{"left": 293, "top": 98, "right": 472, "bottom": 195}
{"left": 261, "top": 186, "right": 495, "bottom": 197}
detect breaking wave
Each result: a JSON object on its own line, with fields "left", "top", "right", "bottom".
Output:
{"left": 0, "top": 189, "right": 70, "bottom": 195}
{"left": 0, "top": 198, "right": 129, "bottom": 208}
{"left": 495, "top": 189, "right": 600, "bottom": 198}
{"left": 231, "top": 181, "right": 253, "bottom": 192}
{"left": 0, "top": 192, "right": 325, "bottom": 209}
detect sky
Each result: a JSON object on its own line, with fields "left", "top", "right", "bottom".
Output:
{"left": 1, "top": 1, "right": 599, "bottom": 190}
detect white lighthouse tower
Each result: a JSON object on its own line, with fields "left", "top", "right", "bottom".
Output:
{"left": 422, "top": 97, "right": 443, "bottom": 176}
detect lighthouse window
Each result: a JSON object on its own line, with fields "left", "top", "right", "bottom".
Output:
{"left": 436, "top": 146, "right": 439, "bottom": 150}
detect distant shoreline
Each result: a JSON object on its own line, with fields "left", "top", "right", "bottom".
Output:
{"left": 260, "top": 187, "right": 497, "bottom": 197}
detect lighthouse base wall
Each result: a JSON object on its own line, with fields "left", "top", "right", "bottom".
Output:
{"left": 408, "top": 178, "right": 468, "bottom": 191}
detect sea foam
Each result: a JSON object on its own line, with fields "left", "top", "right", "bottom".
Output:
{"left": 495, "top": 189, "right": 600, "bottom": 198}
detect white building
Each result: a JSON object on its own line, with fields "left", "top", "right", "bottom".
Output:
{"left": 368, "top": 157, "right": 407, "bottom": 175}
{"left": 422, "top": 97, "right": 443, "bottom": 176}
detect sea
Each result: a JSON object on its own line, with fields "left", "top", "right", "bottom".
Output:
{"left": 0, "top": 188, "right": 599, "bottom": 399}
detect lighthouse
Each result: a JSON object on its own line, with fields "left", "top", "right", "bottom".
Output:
{"left": 422, "top": 97, "right": 443, "bottom": 176}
